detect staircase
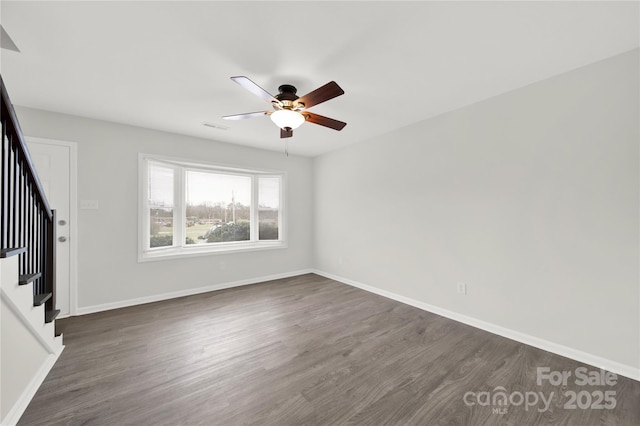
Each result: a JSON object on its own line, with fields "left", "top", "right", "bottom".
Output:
{"left": 1, "top": 75, "right": 64, "bottom": 425}
{"left": 1, "top": 247, "right": 64, "bottom": 350}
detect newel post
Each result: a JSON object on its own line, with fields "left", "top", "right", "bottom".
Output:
{"left": 45, "top": 209, "right": 57, "bottom": 314}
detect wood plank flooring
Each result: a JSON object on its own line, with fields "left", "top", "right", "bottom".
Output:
{"left": 18, "top": 274, "right": 640, "bottom": 425}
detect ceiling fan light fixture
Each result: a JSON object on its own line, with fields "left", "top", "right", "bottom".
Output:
{"left": 270, "top": 109, "right": 305, "bottom": 130}
{"left": 223, "top": 77, "right": 345, "bottom": 138}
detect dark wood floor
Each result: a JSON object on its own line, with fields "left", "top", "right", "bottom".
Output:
{"left": 19, "top": 274, "right": 639, "bottom": 425}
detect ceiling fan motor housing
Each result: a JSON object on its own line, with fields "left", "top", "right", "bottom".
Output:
{"left": 278, "top": 84, "right": 297, "bottom": 95}
{"left": 275, "top": 85, "right": 300, "bottom": 108}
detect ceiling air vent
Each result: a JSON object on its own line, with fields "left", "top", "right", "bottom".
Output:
{"left": 203, "top": 122, "right": 229, "bottom": 131}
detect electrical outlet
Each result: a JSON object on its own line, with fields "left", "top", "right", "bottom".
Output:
{"left": 457, "top": 282, "right": 467, "bottom": 295}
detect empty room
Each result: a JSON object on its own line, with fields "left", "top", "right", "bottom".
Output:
{"left": 1, "top": 1, "right": 638, "bottom": 425}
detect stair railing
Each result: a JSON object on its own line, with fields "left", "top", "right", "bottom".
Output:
{"left": 1, "top": 74, "right": 58, "bottom": 322}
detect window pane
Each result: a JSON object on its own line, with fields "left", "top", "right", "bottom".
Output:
{"left": 185, "top": 171, "right": 251, "bottom": 244}
{"left": 148, "top": 163, "right": 174, "bottom": 248}
{"left": 259, "top": 177, "right": 280, "bottom": 240}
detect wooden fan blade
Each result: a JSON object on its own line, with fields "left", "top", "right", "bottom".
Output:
{"left": 297, "top": 81, "right": 344, "bottom": 108}
{"left": 281, "top": 128, "right": 293, "bottom": 138}
{"left": 222, "top": 111, "right": 269, "bottom": 120}
{"left": 231, "top": 76, "right": 280, "bottom": 104}
{"left": 303, "top": 112, "right": 347, "bottom": 131}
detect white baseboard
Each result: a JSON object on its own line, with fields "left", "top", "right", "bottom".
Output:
{"left": 312, "top": 269, "right": 640, "bottom": 382}
{"left": 76, "top": 269, "right": 314, "bottom": 316}
{"left": 1, "top": 350, "right": 63, "bottom": 426}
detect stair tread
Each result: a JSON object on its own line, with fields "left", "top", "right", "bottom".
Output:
{"left": 34, "top": 292, "right": 52, "bottom": 306}
{"left": 45, "top": 309, "right": 60, "bottom": 323}
{"left": 0, "top": 247, "right": 28, "bottom": 258}
{"left": 19, "top": 272, "right": 41, "bottom": 285}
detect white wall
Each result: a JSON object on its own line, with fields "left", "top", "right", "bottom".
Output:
{"left": 1, "top": 255, "right": 60, "bottom": 425}
{"left": 314, "top": 49, "right": 639, "bottom": 370}
{"left": 1, "top": 299, "right": 49, "bottom": 422}
{"left": 13, "top": 107, "right": 314, "bottom": 311}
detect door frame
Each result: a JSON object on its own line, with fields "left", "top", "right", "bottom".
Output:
{"left": 25, "top": 136, "right": 78, "bottom": 317}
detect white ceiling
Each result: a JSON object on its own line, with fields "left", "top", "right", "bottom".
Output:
{"left": 1, "top": 1, "right": 638, "bottom": 157}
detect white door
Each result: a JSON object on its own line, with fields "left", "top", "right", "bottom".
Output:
{"left": 26, "top": 139, "right": 75, "bottom": 317}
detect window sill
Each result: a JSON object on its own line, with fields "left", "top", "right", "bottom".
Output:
{"left": 138, "top": 241, "right": 287, "bottom": 263}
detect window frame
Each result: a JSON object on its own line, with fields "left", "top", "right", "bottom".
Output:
{"left": 138, "top": 153, "right": 286, "bottom": 262}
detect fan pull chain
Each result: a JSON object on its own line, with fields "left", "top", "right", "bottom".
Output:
{"left": 285, "top": 139, "right": 289, "bottom": 157}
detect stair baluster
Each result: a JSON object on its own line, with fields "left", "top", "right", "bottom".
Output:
{"left": 1, "top": 74, "right": 58, "bottom": 322}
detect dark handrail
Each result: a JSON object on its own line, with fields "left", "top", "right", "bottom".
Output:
{"left": 0, "top": 75, "right": 52, "bottom": 219}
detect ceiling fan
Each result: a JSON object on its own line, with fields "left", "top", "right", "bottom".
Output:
{"left": 222, "top": 76, "right": 346, "bottom": 138}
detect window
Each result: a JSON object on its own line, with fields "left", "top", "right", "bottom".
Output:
{"left": 139, "top": 154, "right": 285, "bottom": 261}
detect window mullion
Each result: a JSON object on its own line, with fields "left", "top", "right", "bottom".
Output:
{"left": 173, "top": 165, "right": 185, "bottom": 248}
{"left": 250, "top": 175, "right": 258, "bottom": 242}
{"left": 278, "top": 175, "right": 283, "bottom": 242}
{"left": 142, "top": 157, "right": 150, "bottom": 250}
